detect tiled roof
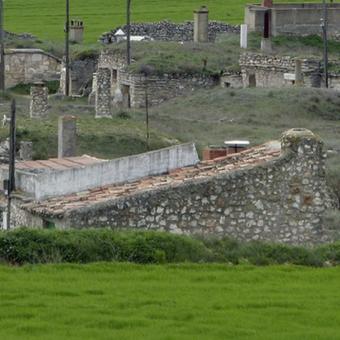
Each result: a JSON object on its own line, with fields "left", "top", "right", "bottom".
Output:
{"left": 23, "top": 142, "right": 281, "bottom": 217}
{"left": 4, "top": 155, "right": 105, "bottom": 173}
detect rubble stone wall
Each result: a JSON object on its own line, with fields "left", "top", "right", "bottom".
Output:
{"left": 239, "top": 53, "right": 322, "bottom": 88}
{"left": 100, "top": 21, "right": 240, "bottom": 44}
{"left": 49, "top": 129, "right": 337, "bottom": 246}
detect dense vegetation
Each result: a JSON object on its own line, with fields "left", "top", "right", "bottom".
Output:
{"left": 1, "top": 229, "right": 340, "bottom": 267}
{"left": 1, "top": 263, "right": 340, "bottom": 339}
{"left": 5, "top": 0, "right": 321, "bottom": 43}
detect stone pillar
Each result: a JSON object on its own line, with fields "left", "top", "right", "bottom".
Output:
{"left": 58, "top": 115, "right": 77, "bottom": 158}
{"left": 95, "top": 68, "right": 112, "bottom": 118}
{"left": 70, "top": 20, "right": 84, "bottom": 43}
{"left": 19, "top": 141, "right": 33, "bottom": 161}
{"left": 194, "top": 6, "right": 209, "bottom": 43}
{"left": 240, "top": 24, "right": 248, "bottom": 49}
{"left": 30, "top": 83, "right": 48, "bottom": 118}
{"left": 88, "top": 72, "right": 97, "bottom": 105}
{"left": 295, "top": 59, "right": 303, "bottom": 86}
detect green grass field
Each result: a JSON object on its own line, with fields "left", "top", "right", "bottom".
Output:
{"left": 0, "top": 263, "right": 340, "bottom": 339}
{"left": 5, "top": 0, "right": 321, "bottom": 43}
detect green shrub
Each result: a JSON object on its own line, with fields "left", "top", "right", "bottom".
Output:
{"left": 0, "top": 229, "right": 340, "bottom": 267}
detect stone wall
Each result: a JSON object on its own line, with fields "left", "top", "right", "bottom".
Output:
{"left": 239, "top": 53, "right": 322, "bottom": 88}
{"left": 5, "top": 49, "right": 61, "bottom": 89}
{"left": 23, "top": 129, "right": 338, "bottom": 246}
{"left": 100, "top": 21, "right": 240, "bottom": 44}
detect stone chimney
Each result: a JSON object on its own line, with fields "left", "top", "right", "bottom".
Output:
{"left": 194, "top": 6, "right": 209, "bottom": 43}
{"left": 70, "top": 19, "right": 84, "bottom": 43}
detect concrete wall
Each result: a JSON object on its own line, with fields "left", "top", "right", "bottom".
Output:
{"left": 32, "top": 129, "right": 338, "bottom": 246}
{"left": 14, "top": 143, "right": 199, "bottom": 200}
{"left": 245, "top": 3, "right": 340, "bottom": 37}
{"left": 5, "top": 49, "right": 61, "bottom": 88}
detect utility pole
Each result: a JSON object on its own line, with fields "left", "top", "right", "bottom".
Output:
{"left": 126, "top": 0, "right": 131, "bottom": 65}
{"left": 6, "top": 99, "right": 16, "bottom": 230}
{"left": 321, "top": 0, "right": 329, "bottom": 88}
{"left": 0, "top": 0, "right": 5, "bottom": 92}
{"left": 145, "top": 86, "right": 150, "bottom": 150}
{"left": 65, "top": 0, "right": 70, "bottom": 96}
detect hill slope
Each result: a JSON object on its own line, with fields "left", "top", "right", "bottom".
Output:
{"left": 5, "top": 0, "right": 320, "bottom": 43}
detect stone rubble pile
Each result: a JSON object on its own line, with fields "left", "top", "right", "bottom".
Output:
{"left": 99, "top": 21, "right": 240, "bottom": 44}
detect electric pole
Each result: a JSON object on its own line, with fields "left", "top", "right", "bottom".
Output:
{"left": 127, "top": 0, "right": 131, "bottom": 65}
{"left": 321, "top": 0, "right": 329, "bottom": 88}
{"left": 65, "top": 0, "right": 70, "bottom": 96}
{"left": 0, "top": 0, "right": 5, "bottom": 92}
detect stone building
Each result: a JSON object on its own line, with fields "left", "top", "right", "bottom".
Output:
{"left": 1, "top": 129, "right": 338, "bottom": 246}
{"left": 238, "top": 53, "right": 340, "bottom": 90}
{"left": 91, "top": 50, "right": 219, "bottom": 109}
{"left": 5, "top": 49, "right": 61, "bottom": 89}
{"left": 245, "top": 2, "right": 340, "bottom": 37}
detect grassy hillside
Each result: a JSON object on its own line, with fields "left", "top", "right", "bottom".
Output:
{"left": 5, "top": 0, "right": 321, "bottom": 43}
{"left": 1, "top": 263, "right": 340, "bottom": 339}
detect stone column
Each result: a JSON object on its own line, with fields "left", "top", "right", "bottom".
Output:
{"left": 19, "top": 141, "right": 33, "bottom": 161}
{"left": 95, "top": 68, "right": 112, "bottom": 118}
{"left": 58, "top": 115, "right": 77, "bottom": 158}
{"left": 194, "top": 6, "right": 209, "bottom": 43}
{"left": 30, "top": 83, "right": 48, "bottom": 118}
{"left": 240, "top": 24, "right": 248, "bottom": 49}
{"left": 295, "top": 59, "right": 303, "bottom": 86}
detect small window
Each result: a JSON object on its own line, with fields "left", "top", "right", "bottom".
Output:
{"left": 224, "top": 82, "right": 231, "bottom": 88}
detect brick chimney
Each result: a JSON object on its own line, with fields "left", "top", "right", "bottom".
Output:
{"left": 262, "top": 0, "right": 273, "bottom": 7}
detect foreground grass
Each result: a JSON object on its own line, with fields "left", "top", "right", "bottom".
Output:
{"left": 0, "top": 263, "right": 340, "bottom": 339}
{"left": 5, "top": 0, "right": 322, "bottom": 43}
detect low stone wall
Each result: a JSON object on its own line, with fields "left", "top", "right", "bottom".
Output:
{"left": 99, "top": 21, "right": 240, "bottom": 44}
{"left": 5, "top": 49, "right": 61, "bottom": 89}
{"left": 118, "top": 71, "right": 218, "bottom": 108}
{"left": 35, "top": 129, "right": 337, "bottom": 246}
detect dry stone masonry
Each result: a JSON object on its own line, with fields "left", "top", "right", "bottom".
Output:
{"left": 95, "top": 68, "right": 112, "bottom": 117}
{"left": 30, "top": 83, "right": 48, "bottom": 118}
{"left": 100, "top": 21, "right": 239, "bottom": 44}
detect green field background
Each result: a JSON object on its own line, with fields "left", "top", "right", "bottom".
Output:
{"left": 5, "top": 0, "right": 320, "bottom": 43}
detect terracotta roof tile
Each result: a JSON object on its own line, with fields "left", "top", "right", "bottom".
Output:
{"left": 23, "top": 142, "right": 281, "bottom": 216}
